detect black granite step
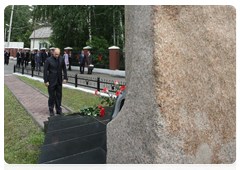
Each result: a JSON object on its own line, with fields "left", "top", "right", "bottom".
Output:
{"left": 47, "top": 116, "right": 97, "bottom": 132}
{"left": 48, "top": 113, "right": 82, "bottom": 123}
{"left": 39, "top": 107, "right": 113, "bottom": 164}
{"left": 38, "top": 131, "right": 106, "bottom": 164}
{"left": 44, "top": 147, "right": 106, "bottom": 164}
{"left": 44, "top": 121, "right": 106, "bottom": 145}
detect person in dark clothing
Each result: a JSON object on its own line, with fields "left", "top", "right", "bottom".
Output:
{"left": 68, "top": 51, "right": 72, "bottom": 71}
{"left": 16, "top": 50, "right": 21, "bottom": 67}
{"left": 35, "top": 51, "right": 42, "bottom": 71}
{"left": 31, "top": 49, "right": 37, "bottom": 69}
{"left": 87, "top": 51, "right": 93, "bottom": 74}
{"left": 23, "top": 49, "right": 29, "bottom": 67}
{"left": 78, "top": 50, "right": 86, "bottom": 74}
{"left": 4, "top": 50, "right": 10, "bottom": 65}
{"left": 44, "top": 48, "right": 68, "bottom": 116}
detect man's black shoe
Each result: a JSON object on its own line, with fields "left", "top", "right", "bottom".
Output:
{"left": 56, "top": 112, "right": 62, "bottom": 115}
{"left": 50, "top": 111, "right": 54, "bottom": 117}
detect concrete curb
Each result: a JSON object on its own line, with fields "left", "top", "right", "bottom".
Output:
{"left": 14, "top": 75, "right": 75, "bottom": 113}
{"left": 4, "top": 83, "right": 45, "bottom": 130}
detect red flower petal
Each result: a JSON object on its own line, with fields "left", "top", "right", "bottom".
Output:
{"left": 95, "top": 90, "right": 99, "bottom": 95}
{"left": 115, "top": 91, "right": 121, "bottom": 96}
{"left": 114, "top": 80, "right": 119, "bottom": 85}
{"left": 98, "top": 105, "right": 102, "bottom": 109}
{"left": 102, "top": 87, "right": 108, "bottom": 93}
{"left": 120, "top": 85, "right": 126, "bottom": 92}
{"left": 99, "top": 108, "right": 105, "bottom": 117}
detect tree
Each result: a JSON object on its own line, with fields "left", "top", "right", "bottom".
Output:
{"left": 4, "top": 5, "right": 33, "bottom": 47}
{"left": 32, "top": 5, "right": 125, "bottom": 51}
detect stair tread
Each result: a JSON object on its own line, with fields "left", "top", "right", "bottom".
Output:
{"left": 43, "top": 147, "right": 106, "bottom": 164}
{"left": 38, "top": 131, "right": 106, "bottom": 164}
{"left": 43, "top": 121, "right": 106, "bottom": 145}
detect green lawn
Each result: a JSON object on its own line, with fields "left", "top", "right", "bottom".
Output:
{"left": 4, "top": 85, "right": 45, "bottom": 164}
{"left": 16, "top": 75, "right": 103, "bottom": 112}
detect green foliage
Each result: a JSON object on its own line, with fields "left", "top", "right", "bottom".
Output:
{"left": 32, "top": 5, "right": 125, "bottom": 50}
{"left": 99, "top": 96, "right": 116, "bottom": 107}
{"left": 79, "top": 105, "right": 100, "bottom": 117}
{"left": 4, "top": 5, "right": 33, "bottom": 47}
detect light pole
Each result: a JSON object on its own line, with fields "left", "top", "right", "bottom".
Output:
{"left": 7, "top": 5, "right": 14, "bottom": 48}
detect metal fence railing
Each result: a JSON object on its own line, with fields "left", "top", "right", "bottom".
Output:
{"left": 13, "top": 65, "right": 126, "bottom": 93}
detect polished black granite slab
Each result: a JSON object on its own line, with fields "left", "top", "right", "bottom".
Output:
{"left": 38, "top": 131, "right": 106, "bottom": 164}
{"left": 38, "top": 107, "right": 113, "bottom": 164}
{"left": 48, "top": 113, "right": 83, "bottom": 123}
{"left": 44, "top": 147, "right": 106, "bottom": 164}
{"left": 44, "top": 122, "right": 106, "bottom": 145}
{"left": 47, "top": 116, "right": 97, "bottom": 132}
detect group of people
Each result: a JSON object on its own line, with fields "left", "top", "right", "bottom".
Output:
{"left": 31, "top": 49, "right": 54, "bottom": 71}
{"left": 5, "top": 48, "right": 94, "bottom": 75}
{"left": 78, "top": 50, "right": 93, "bottom": 74}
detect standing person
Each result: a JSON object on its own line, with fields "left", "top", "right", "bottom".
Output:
{"left": 78, "top": 50, "right": 86, "bottom": 74}
{"left": 44, "top": 48, "right": 68, "bottom": 116}
{"left": 31, "top": 49, "right": 36, "bottom": 69}
{"left": 21, "top": 49, "right": 24, "bottom": 67}
{"left": 16, "top": 50, "right": 21, "bottom": 67}
{"left": 4, "top": 50, "right": 10, "bottom": 65}
{"left": 87, "top": 51, "right": 93, "bottom": 74}
{"left": 68, "top": 51, "right": 72, "bottom": 71}
{"left": 50, "top": 49, "right": 54, "bottom": 57}
{"left": 46, "top": 49, "right": 50, "bottom": 59}
{"left": 35, "top": 51, "right": 42, "bottom": 71}
{"left": 23, "top": 49, "right": 29, "bottom": 67}
{"left": 16, "top": 49, "right": 22, "bottom": 67}
{"left": 64, "top": 51, "right": 69, "bottom": 68}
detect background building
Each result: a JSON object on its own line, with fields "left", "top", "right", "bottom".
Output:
{"left": 29, "top": 26, "right": 52, "bottom": 51}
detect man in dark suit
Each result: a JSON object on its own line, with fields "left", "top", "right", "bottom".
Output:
{"left": 16, "top": 50, "right": 21, "bottom": 67}
{"left": 35, "top": 51, "right": 42, "bottom": 71}
{"left": 4, "top": 50, "right": 10, "bottom": 65}
{"left": 31, "top": 49, "right": 37, "bottom": 69}
{"left": 23, "top": 49, "right": 29, "bottom": 67}
{"left": 78, "top": 50, "right": 86, "bottom": 74}
{"left": 21, "top": 50, "right": 25, "bottom": 67}
{"left": 44, "top": 48, "right": 68, "bottom": 116}
{"left": 87, "top": 51, "right": 93, "bottom": 74}
{"left": 50, "top": 49, "right": 54, "bottom": 57}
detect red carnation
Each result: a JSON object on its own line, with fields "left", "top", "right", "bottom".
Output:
{"left": 98, "top": 105, "right": 102, "bottom": 109}
{"left": 95, "top": 90, "right": 100, "bottom": 95}
{"left": 114, "top": 80, "right": 119, "bottom": 85}
{"left": 102, "top": 87, "right": 108, "bottom": 93}
{"left": 120, "top": 85, "right": 126, "bottom": 92}
{"left": 99, "top": 108, "right": 105, "bottom": 117}
{"left": 115, "top": 91, "right": 121, "bottom": 96}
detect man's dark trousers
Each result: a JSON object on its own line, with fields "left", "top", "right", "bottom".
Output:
{"left": 48, "top": 80, "right": 62, "bottom": 113}
{"left": 80, "top": 64, "right": 85, "bottom": 74}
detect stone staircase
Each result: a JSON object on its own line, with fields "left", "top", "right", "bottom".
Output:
{"left": 38, "top": 107, "right": 113, "bottom": 164}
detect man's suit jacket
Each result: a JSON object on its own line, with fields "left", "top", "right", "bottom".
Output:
{"left": 35, "top": 53, "right": 42, "bottom": 63}
{"left": 31, "top": 52, "right": 36, "bottom": 61}
{"left": 21, "top": 52, "right": 24, "bottom": 60}
{"left": 78, "top": 54, "right": 86, "bottom": 65}
{"left": 26, "top": 52, "right": 29, "bottom": 60}
{"left": 87, "top": 53, "right": 93, "bottom": 65}
{"left": 16, "top": 52, "right": 21, "bottom": 59}
{"left": 44, "top": 56, "right": 68, "bottom": 87}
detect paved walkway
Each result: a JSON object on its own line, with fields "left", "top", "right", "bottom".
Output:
{"left": 4, "top": 75, "right": 71, "bottom": 129}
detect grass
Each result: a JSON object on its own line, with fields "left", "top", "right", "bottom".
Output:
{"left": 4, "top": 85, "right": 45, "bottom": 164}
{"left": 16, "top": 75, "right": 103, "bottom": 112}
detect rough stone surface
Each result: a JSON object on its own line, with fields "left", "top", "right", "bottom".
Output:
{"left": 106, "top": 5, "right": 235, "bottom": 164}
